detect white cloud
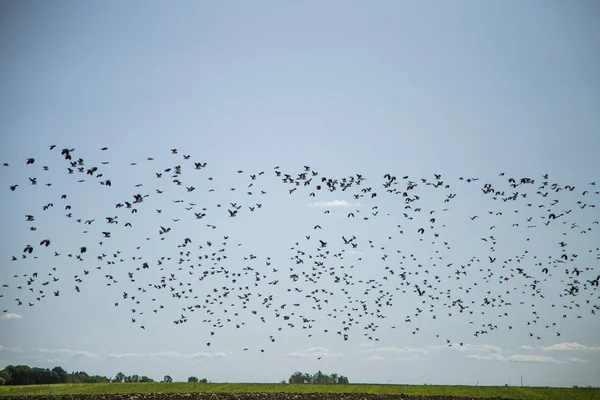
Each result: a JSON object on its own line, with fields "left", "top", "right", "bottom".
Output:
{"left": 467, "top": 354, "right": 506, "bottom": 362}
{"left": 107, "top": 350, "right": 226, "bottom": 360}
{"left": 467, "top": 353, "right": 562, "bottom": 364}
{"left": 542, "top": 342, "right": 600, "bottom": 352}
{"left": 1, "top": 313, "right": 23, "bottom": 320}
{"left": 308, "top": 200, "right": 361, "bottom": 208}
{"left": 283, "top": 347, "right": 343, "bottom": 358}
{"left": 565, "top": 357, "right": 589, "bottom": 363}
{"left": 367, "top": 343, "right": 502, "bottom": 356}
{"left": 190, "top": 352, "right": 227, "bottom": 359}
{"left": 34, "top": 348, "right": 99, "bottom": 358}
{"left": 432, "top": 343, "right": 502, "bottom": 353}
{"left": 507, "top": 355, "right": 561, "bottom": 364}
{"left": 149, "top": 351, "right": 182, "bottom": 358}
{"left": 0, "top": 345, "right": 23, "bottom": 353}
{"left": 363, "top": 346, "right": 429, "bottom": 355}
{"left": 478, "top": 344, "right": 502, "bottom": 353}
{"left": 4, "top": 345, "right": 226, "bottom": 360}
{"left": 74, "top": 351, "right": 98, "bottom": 358}
{"left": 107, "top": 352, "right": 138, "bottom": 359}
{"left": 396, "top": 355, "right": 425, "bottom": 362}
{"left": 520, "top": 345, "right": 535, "bottom": 351}
{"left": 365, "top": 356, "right": 387, "bottom": 362}
{"left": 359, "top": 342, "right": 375, "bottom": 348}
{"left": 41, "top": 358, "right": 63, "bottom": 364}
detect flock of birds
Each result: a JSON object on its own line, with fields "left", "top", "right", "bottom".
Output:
{"left": 2, "top": 145, "right": 599, "bottom": 355}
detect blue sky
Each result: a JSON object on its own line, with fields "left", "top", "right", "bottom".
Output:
{"left": 1, "top": 0, "right": 599, "bottom": 387}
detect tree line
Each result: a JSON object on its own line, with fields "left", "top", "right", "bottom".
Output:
{"left": 0, "top": 365, "right": 346, "bottom": 386}
{"left": 0, "top": 365, "right": 112, "bottom": 385}
{"left": 288, "top": 371, "right": 349, "bottom": 384}
{"left": 0, "top": 365, "right": 161, "bottom": 385}
{"left": 0, "top": 365, "right": 215, "bottom": 386}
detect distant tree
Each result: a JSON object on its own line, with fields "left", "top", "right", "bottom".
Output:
{"left": 200, "top": 378, "right": 208, "bottom": 384}
{"left": 69, "top": 371, "right": 109, "bottom": 384}
{"left": 287, "top": 371, "right": 348, "bottom": 385}
{"left": 88, "top": 375, "right": 110, "bottom": 383}
{"left": 289, "top": 371, "right": 304, "bottom": 384}
{"left": 163, "top": 375, "right": 173, "bottom": 383}
{"left": 114, "top": 372, "right": 125, "bottom": 383}
{"left": 52, "top": 367, "right": 68, "bottom": 383}
{"left": 131, "top": 375, "right": 140, "bottom": 383}
{"left": 140, "top": 376, "right": 154, "bottom": 382}
{"left": 188, "top": 376, "right": 198, "bottom": 383}
{"left": 314, "top": 370, "right": 324, "bottom": 384}
{"left": 0, "top": 369, "right": 9, "bottom": 385}
{"left": 4, "top": 365, "right": 31, "bottom": 385}
{"left": 68, "top": 371, "right": 87, "bottom": 384}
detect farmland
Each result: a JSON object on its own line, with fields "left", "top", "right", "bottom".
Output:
{"left": 0, "top": 383, "right": 599, "bottom": 400}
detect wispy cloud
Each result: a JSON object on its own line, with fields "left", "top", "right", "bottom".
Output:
{"left": 106, "top": 350, "right": 226, "bottom": 359}
{"left": 564, "top": 357, "right": 589, "bottom": 363}
{"left": 36, "top": 348, "right": 99, "bottom": 358}
{"left": 542, "top": 342, "right": 600, "bottom": 352}
{"left": 473, "top": 344, "right": 502, "bottom": 353}
{"left": 2, "top": 345, "right": 226, "bottom": 360}
{"left": 396, "top": 355, "right": 425, "bottom": 362}
{"left": 0, "top": 345, "right": 23, "bottom": 353}
{"left": 308, "top": 200, "right": 361, "bottom": 208}
{"left": 467, "top": 354, "right": 506, "bottom": 362}
{"left": 363, "top": 346, "right": 429, "bottom": 355}
{"left": 1, "top": 313, "right": 23, "bottom": 320}
{"left": 106, "top": 352, "right": 137, "bottom": 359}
{"left": 432, "top": 344, "right": 502, "bottom": 353}
{"left": 507, "top": 355, "right": 562, "bottom": 364}
{"left": 467, "top": 353, "right": 585, "bottom": 364}
{"left": 364, "top": 343, "right": 501, "bottom": 356}
{"left": 283, "top": 347, "right": 343, "bottom": 358}
{"left": 365, "top": 356, "right": 387, "bottom": 362}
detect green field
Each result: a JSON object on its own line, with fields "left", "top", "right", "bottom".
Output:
{"left": 0, "top": 383, "right": 599, "bottom": 400}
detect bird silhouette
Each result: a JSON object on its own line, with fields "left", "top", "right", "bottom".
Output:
{"left": 1, "top": 145, "right": 598, "bottom": 357}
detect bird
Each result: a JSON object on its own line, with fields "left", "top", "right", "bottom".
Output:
{"left": 1, "top": 145, "right": 598, "bottom": 357}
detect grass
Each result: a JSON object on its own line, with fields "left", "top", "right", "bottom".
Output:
{"left": 0, "top": 383, "right": 599, "bottom": 400}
